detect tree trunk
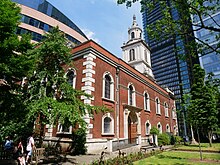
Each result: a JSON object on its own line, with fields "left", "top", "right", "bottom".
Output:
{"left": 190, "top": 125, "right": 198, "bottom": 144}
{"left": 153, "top": 134, "right": 156, "bottom": 146}
{"left": 197, "top": 127, "right": 203, "bottom": 160}
{"left": 39, "top": 114, "right": 45, "bottom": 147}
{"left": 208, "top": 131, "right": 212, "bottom": 147}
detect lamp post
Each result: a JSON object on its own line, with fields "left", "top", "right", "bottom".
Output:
{"left": 182, "top": 106, "right": 189, "bottom": 142}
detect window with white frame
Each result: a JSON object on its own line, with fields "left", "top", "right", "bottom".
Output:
{"left": 145, "top": 121, "right": 151, "bottom": 135}
{"left": 157, "top": 122, "right": 162, "bottom": 134}
{"left": 155, "top": 98, "right": 161, "bottom": 114}
{"left": 166, "top": 124, "right": 170, "bottom": 133}
{"left": 144, "top": 92, "right": 150, "bottom": 111}
{"left": 128, "top": 84, "right": 135, "bottom": 106}
{"left": 172, "top": 108, "right": 177, "bottom": 119}
{"left": 164, "top": 102, "right": 169, "bottom": 117}
{"left": 105, "top": 75, "right": 111, "bottom": 99}
{"left": 57, "top": 123, "right": 72, "bottom": 134}
{"left": 129, "top": 49, "right": 135, "bottom": 61}
{"left": 66, "top": 69, "right": 76, "bottom": 88}
{"left": 102, "top": 113, "right": 114, "bottom": 135}
{"left": 102, "top": 72, "right": 114, "bottom": 100}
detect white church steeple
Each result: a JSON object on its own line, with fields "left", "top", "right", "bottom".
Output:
{"left": 122, "top": 15, "right": 154, "bottom": 78}
{"left": 128, "top": 15, "right": 142, "bottom": 42}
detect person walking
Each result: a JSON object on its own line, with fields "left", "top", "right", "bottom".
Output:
{"left": 4, "top": 136, "right": 13, "bottom": 151}
{"left": 26, "top": 133, "right": 35, "bottom": 164}
{"left": 14, "top": 138, "right": 26, "bottom": 165}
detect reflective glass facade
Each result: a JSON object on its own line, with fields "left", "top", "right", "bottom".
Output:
{"left": 193, "top": 7, "right": 220, "bottom": 79}
{"left": 142, "top": 1, "right": 199, "bottom": 137}
{"left": 12, "top": 0, "right": 87, "bottom": 44}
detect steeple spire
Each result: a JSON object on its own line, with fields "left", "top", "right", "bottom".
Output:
{"left": 122, "top": 15, "right": 154, "bottom": 78}
{"left": 132, "top": 14, "right": 138, "bottom": 27}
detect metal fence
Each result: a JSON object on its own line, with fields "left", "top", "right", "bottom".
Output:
{"left": 112, "top": 138, "right": 138, "bottom": 152}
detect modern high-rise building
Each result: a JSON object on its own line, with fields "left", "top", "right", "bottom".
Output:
{"left": 193, "top": 2, "right": 220, "bottom": 79}
{"left": 142, "top": 2, "right": 199, "bottom": 138}
{"left": 12, "top": 0, "right": 88, "bottom": 44}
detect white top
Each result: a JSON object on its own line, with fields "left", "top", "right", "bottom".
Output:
{"left": 26, "top": 137, "right": 34, "bottom": 151}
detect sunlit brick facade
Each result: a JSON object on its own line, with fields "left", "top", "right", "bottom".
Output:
{"left": 43, "top": 16, "right": 178, "bottom": 154}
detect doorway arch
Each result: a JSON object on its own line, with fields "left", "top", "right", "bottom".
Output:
{"left": 128, "top": 111, "right": 138, "bottom": 143}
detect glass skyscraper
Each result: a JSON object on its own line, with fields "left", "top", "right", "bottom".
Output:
{"left": 12, "top": 0, "right": 88, "bottom": 44}
{"left": 142, "top": 1, "right": 199, "bottom": 137}
{"left": 193, "top": 2, "right": 220, "bottom": 79}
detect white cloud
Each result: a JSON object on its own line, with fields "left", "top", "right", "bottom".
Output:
{"left": 82, "top": 29, "right": 100, "bottom": 43}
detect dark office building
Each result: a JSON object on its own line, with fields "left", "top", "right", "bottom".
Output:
{"left": 142, "top": 1, "right": 199, "bottom": 138}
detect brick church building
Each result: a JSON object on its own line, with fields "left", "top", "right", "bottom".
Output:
{"left": 43, "top": 15, "right": 178, "bottom": 153}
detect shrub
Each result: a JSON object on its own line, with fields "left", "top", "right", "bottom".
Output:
{"left": 150, "top": 126, "right": 159, "bottom": 135}
{"left": 170, "top": 135, "right": 175, "bottom": 145}
{"left": 158, "top": 133, "right": 170, "bottom": 146}
{"left": 170, "top": 135, "right": 183, "bottom": 145}
{"left": 90, "top": 150, "right": 162, "bottom": 165}
{"left": 174, "top": 136, "right": 183, "bottom": 144}
{"left": 70, "top": 128, "right": 87, "bottom": 155}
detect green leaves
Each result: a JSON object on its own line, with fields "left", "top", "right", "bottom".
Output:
{"left": 150, "top": 126, "right": 159, "bottom": 135}
{"left": 0, "top": 0, "right": 34, "bottom": 140}
{"left": 117, "top": 0, "right": 220, "bottom": 58}
{"left": 187, "top": 64, "right": 219, "bottom": 143}
{"left": 25, "top": 27, "right": 110, "bottom": 135}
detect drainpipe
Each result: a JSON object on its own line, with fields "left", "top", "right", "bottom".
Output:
{"left": 169, "top": 98, "right": 173, "bottom": 134}
{"left": 183, "top": 106, "right": 189, "bottom": 142}
{"left": 116, "top": 66, "right": 120, "bottom": 148}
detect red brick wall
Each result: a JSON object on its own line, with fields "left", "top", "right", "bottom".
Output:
{"left": 61, "top": 40, "right": 177, "bottom": 139}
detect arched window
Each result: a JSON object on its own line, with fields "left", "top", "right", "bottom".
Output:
{"left": 164, "top": 102, "right": 169, "bottom": 117}
{"left": 146, "top": 121, "right": 151, "bottom": 135}
{"left": 129, "top": 49, "right": 135, "bottom": 61}
{"left": 155, "top": 98, "right": 161, "bottom": 114}
{"left": 128, "top": 85, "right": 135, "bottom": 105}
{"left": 157, "top": 122, "right": 162, "bottom": 134}
{"left": 66, "top": 69, "right": 76, "bottom": 88}
{"left": 57, "top": 123, "right": 72, "bottom": 134}
{"left": 102, "top": 113, "right": 114, "bottom": 135}
{"left": 144, "top": 92, "right": 150, "bottom": 111}
{"left": 166, "top": 124, "right": 170, "bottom": 133}
{"left": 104, "top": 75, "right": 111, "bottom": 99}
{"left": 102, "top": 72, "right": 114, "bottom": 100}
{"left": 172, "top": 108, "right": 177, "bottom": 119}
{"left": 131, "top": 32, "right": 135, "bottom": 39}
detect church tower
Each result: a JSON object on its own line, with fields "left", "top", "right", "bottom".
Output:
{"left": 122, "top": 15, "right": 154, "bottom": 78}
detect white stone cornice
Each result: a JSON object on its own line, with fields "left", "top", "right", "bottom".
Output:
{"left": 83, "top": 53, "right": 96, "bottom": 60}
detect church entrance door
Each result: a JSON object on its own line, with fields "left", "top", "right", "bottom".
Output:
{"left": 128, "top": 111, "right": 137, "bottom": 144}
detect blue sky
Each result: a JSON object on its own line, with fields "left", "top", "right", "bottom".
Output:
{"left": 47, "top": 0, "right": 142, "bottom": 58}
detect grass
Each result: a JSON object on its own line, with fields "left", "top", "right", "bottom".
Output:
{"left": 133, "top": 151, "right": 220, "bottom": 165}
{"left": 175, "top": 143, "right": 220, "bottom": 152}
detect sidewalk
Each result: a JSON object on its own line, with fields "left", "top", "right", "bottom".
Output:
{"left": 49, "top": 145, "right": 173, "bottom": 165}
